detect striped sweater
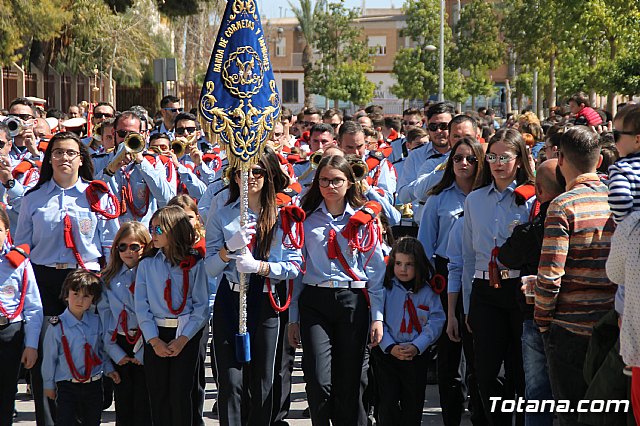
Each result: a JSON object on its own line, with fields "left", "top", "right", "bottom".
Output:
{"left": 608, "top": 151, "right": 640, "bottom": 223}
{"left": 534, "top": 173, "right": 617, "bottom": 336}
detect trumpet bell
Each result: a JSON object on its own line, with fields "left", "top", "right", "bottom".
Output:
{"left": 6, "top": 116, "right": 22, "bottom": 138}
{"left": 310, "top": 150, "right": 324, "bottom": 169}
{"left": 346, "top": 155, "right": 369, "bottom": 182}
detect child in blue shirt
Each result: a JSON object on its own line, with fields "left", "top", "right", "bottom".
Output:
{"left": 42, "top": 269, "right": 119, "bottom": 426}
{"left": 373, "top": 236, "right": 445, "bottom": 425}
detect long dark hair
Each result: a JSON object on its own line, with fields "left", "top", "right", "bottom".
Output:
{"left": 480, "top": 128, "right": 535, "bottom": 187}
{"left": 28, "top": 131, "right": 94, "bottom": 194}
{"left": 429, "top": 137, "right": 485, "bottom": 196}
{"left": 301, "top": 155, "right": 365, "bottom": 216}
{"left": 384, "top": 236, "right": 435, "bottom": 292}
{"left": 226, "top": 147, "right": 288, "bottom": 259}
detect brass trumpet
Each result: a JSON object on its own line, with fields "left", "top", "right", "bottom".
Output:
{"left": 222, "top": 166, "right": 233, "bottom": 186}
{"left": 310, "top": 150, "right": 324, "bottom": 169}
{"left": 346, "top": 155, "right": 369, "bottom": 182}
{"left": 172, "top": 134, "right": 198, "bottom": 158}
{"left": 6, "top": 116, "right": 24, "bottom": 138}
{"left": 106, "top": 132, "right": 146, "bottom": 171}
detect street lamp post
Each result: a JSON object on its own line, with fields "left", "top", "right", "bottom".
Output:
{"left": 438, "top": 0, "right": 444, "bottom": 102}
{"left": 424, "top": 43, "right": 443, "bottom": 102}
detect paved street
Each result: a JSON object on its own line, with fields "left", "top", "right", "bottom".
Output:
{"left": 14, "top": 349, "right": 473, "bottom": 425}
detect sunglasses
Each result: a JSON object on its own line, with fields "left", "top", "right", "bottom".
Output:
{"left": 427, "top": 122, "right": 450, "bottom": 132}
{"left": 452, "top": 154, "right": 478, "bottom": 164}
{"left": 403, "top": 120, "right": 422, "bottom": 126}
{"left": 162, "top": 107, "right": 183, "bottom": 113}
{"left": 486, "top": 153, "right": 516, "bottom": 164}
{"left": 235, "top": 167, "right": 266, "bottom": 178}
{"left": 300, "top": 121, "right": 318, "bottom": 127}
{"left": 118, "top": 243, "right": 143, "bottom": 252}
{"left": 0, "top": 140, "right": 6, "bottom": 149}
{"left": 8, "top": 113, "right": 35, "bottom": 122}
{"left": 149, "top": 225, "right": 164, "bottom": 235}
{"left": 94, "top": 112, "right": 114, "bottom": 119}
{"left": 175, "top": 126, "right": 197, "bottom": 135}
{"left": 329, "top": 123, "right": 340, "bottom": 129}
{"left": 613, "top": 129, "right": 636, "bottom": 143}
{"left": 116, "top": 129, "right": 136, "bottom": 138}
{"left": 271, "top": 132, "right": 284, "bottom": 138}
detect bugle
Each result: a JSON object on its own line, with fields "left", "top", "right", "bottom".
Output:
{"left": 6, "top": 116, "right": 24, "bottom": 138}
{"left": 171, "top": 134, "right": 198, "bottom": 158}
{"left": 346, "top": 155, "right": 369, "bottom": 182}
{"left": 106, "top": 132, "right": 145, "bottom": 171}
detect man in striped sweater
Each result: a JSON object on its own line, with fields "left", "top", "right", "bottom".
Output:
{"left": 535, "top": 126, "right": 616, "bottom": 425}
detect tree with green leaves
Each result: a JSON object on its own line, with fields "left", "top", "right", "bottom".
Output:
{"left": 310, "top": 1, "right": 375, "bottom": 107}
{"left": 289, "top": 0, "right": 326, "bottom": 107}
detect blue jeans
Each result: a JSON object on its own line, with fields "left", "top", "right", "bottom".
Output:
{"left": 521, "top": 320, "right": 554, "bottom": 426}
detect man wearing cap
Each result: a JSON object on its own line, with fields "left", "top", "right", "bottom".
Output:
{"left": 61, "top": 116, "right": 87, "bottom": 137}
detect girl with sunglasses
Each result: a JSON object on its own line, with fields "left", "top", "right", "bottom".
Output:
{"left": 417, "top": 137, "right": 485, "bottom": 426}
{"left": 98, "top": 222, "right": 152, "bottom": 425}
{"left": 205, "top": 147, "right": 303, "bottom": 425}
{"left": 288, "top": 155, "right": 386, "bottom": 425}
{"left": 461, "top": 129, "right": 536, "bottom": 425}
{"left": 134, "top": 206, "right": 209, "bottom": 426}
{"left": 15, "top": 131, "right": 120, "bottom": 425}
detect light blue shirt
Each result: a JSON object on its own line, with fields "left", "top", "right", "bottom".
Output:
{"left": 176, "top": 163, "right": 207, "bottom": 200}
{"left": 204, "top": 199, "right": 303, "bottom": 284}
{"left": 413, "top": 158, "right": 448, "bottom": 202}
{"left": 134, "top": 250, "right": 209, "bottom": 341}
{"left": 42, "top": 309, "right": 113, "bottom": 390}
{"left": 178, "top": 154, "right": 217, "bottom": 186}
{"left": 289, "top": 201, "right": 386, "bottom": 323}
{"left": 97, "top": 265, "right": 142, "bottom": 364}
{"left": 397, "top": 142, "right": 444, "bottom": 203}
{"left": 15, "top": 179, "right": 119, "bottom": 267}
{"left": 1, "top": 163, "right": 38, "bottom": 235}
{"left": 379, "top": 277, "right": 445, "bottom": 354}
{"left": 293, "top": 161, "right": 314, "bottom": 188}
{"left": 388, "top": 137, "right": 406, "bottom": 164}
{"left": 446, "top": 216, "right": 464, "bottom": 295}
{"left": 417, "top": 182, "right": 466, "bottom": 262}
{"left": 365, "top": 152, "right": 396, "bottom": 205}
{"left": 365, "top": 187, "right": 401, "bottom": 226}
{"left": 197, "top": 179, "right": 228, "bottom": 224}
{"left": 0, "top": 251, "right": 42, "bottom": 348}
{"left": 462, "top": 181, "right": 535, "bottom": 314}
{"left": 105, "top": 155, "right": 176, "bottom": 226}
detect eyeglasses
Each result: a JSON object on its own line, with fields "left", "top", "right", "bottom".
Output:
{"left": 8, "top": 113, "right": 35, "bottom": 121}
{"left": 117, "top": 243, "right": 144, "bottom": 252}
{"left": 175, "top": 126, "right": 197, "bottom": 135}
{"left": 329, "top": 123, "right": 340, "bottom": 129}
{"left": 162, "top": 107, "right": 183, "bottom": 113}
{"left": 300, "top": 121, "right": 318, "bottom": 127}
{"left": 452, "top": 154, "right": 478, "bottom": 164}
{"left": 427, "top": 122, "right": 449, "bottom": 132}
{"left": 613, "top": 129, "right": 636, "bottom": 143}
{"left": 149, "top": 225, "right": 164, "bottom": 236}
{"left": 235, "top": 167, "right": 266, "bottom": 178}
{"left": 151, "top": 144, "right": 169, "bottom": 151}
{"left": 94, "top": 112, "right": 114, "bottom": 119}
{"left": 403, "top": 120, "right": 422, "bottom": 126}
{"left": 319, "top": 177, "right": 346, "bottom": 188}
{"left": 486, "top": 153, "right": 516, "bottom": 164}
{"left": 51, "top": 149, "right": 80, "bottom": 159}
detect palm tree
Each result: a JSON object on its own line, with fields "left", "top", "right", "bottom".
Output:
{"left": 288, "top": 0, "right": 325, "bottom": 108}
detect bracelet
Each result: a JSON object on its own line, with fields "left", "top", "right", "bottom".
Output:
{"left": 259, "top": 261, "right": 270, "bottom": 277}
{"left": 223, "top": 242, "right": 236, "bottom": 254}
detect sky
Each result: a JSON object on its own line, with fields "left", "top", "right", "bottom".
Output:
{"left": 258, "top": 0, "right": 398, "bottom": 19}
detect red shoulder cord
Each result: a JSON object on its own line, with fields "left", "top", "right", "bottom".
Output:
{"left": 0, "top": 263, "right": 28, "bottom": 321}
{"left": 59, "top": 320, "right": 102, "bottom": 383}
{"left": 63, "top": 215, "right": 88, "bottom": 270}
{"left": 164, "top": 256, "right": 196, "bottom": 316}
{"left": 86, "top": 181, "right": 121, "bottom": 220}
{"left": 110, "top": 281, "right": 141, "bottom": 345}
{"left": 265, "top": 207, "right": 306, "bottom": 313}
{"left": 121, "top": 170, "right": 150, "bottom": 219}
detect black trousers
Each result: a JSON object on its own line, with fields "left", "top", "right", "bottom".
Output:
{"left": 213, "top": 276, "right": 283, "bottom": 426}
{"left": 55, "top": 379, "right": 103, "bottom": 426}
{"left": 144, "top": 326, "right": 203, "bottom": 426}
{"left": 542, "top": 325, "right": 590, "bottom": 426}
{"left": 299, "top": 285, "right": 370, "bottom": 426}
{"left": 372, "top": 345, "right": 430, "bottom": 425}
{"left": 271, "top": 282, "right": 295, "bottom": 425}
{"left": 112, "top": 334, "right": 151, "bottom": 426}
{"left": 468, "top": 278, "right": 524, "bottom": 426}
{"left": 32, "top": 264, "right": 74, "bottom": 426}
{"left": 192, "top": 321, "right": 209, "bottom": 426}
{"left": 0, "top": 322, "right": 23, "bottom": 425}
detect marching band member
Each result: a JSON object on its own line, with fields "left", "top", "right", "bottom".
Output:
{"left": 134, "top": 206, "right": 209, "bottom": 426}
{"left": 205, "top": 147, "right": 303, "bottom": 425}
{"left": 15, "top": 131, "right": 120, "bottom": 426}
{"left": 288, "top": 155, "right": 386, "bottom": 425}
{"left": 294, "top": 123, "right": 337, "bottom": 189}
{"left": 7, "top": 98, "right": 43, "bottom": 164}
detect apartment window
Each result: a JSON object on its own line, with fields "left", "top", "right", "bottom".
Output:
{"left": 275, "top": 38, "right": 286, "bottom": 57}
{"left": 282, "top": 79, "right": 298, "bottom": 103}
{"left": 368, "top": 36, "right": 387, "bottom": 56}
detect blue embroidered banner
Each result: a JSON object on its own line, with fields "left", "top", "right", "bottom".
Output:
{"left": 199, "top": 0, "right": 281, "bottom": 170}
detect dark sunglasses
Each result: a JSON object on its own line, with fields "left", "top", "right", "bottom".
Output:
{"left": 402, "top": 120, "right": 422, "bottom": 126}
{"left": 329, "top": 123, "right": 340, "bottom": 129}
{"left": 118, "top": 243, "right": 143, "bottom": 252}
{"left": 94, "top": 112, "right": 114, "bottom": 119}
{"left": 8, "top": 113, "right": 35, "bottom": 121}
{"left": 0, "top": 140, "right": 6, "bottom": 149}
{"left": 613, "top": 129, "right": 636, "bottom": 143}
{"left": 116, "top": 129, "right": 137, "bottom": 138}
{"left": 427, "top": 122, "right": 449, "bottom": 132}
{"left": 300, "top": 121, "right": 317, "bottom": 127}
{"left": 175, "top": 126, "right": 197, "bottom": 135}
{"left": 162, "top": 107, "right": 183, "bottom": 113}
{"left": 235, "top": 167, "right": 266, "bottom": 178}
{"left": 452, "top": 154, "right": 478, "bottom": 164}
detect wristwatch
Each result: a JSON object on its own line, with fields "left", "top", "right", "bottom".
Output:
{"left": 2, "top": 179, "right": 15, "bottom": 189}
